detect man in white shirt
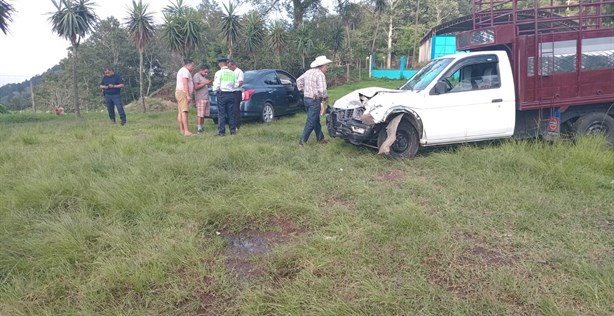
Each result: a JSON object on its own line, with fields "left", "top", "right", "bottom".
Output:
{"left": 228, "top": 59, "right": 244, "bottom": 129}
{"left": 175, "top": 59, "right": 195, "bottom": 136}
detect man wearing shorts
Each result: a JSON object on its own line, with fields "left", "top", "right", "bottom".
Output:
{"left": 193, "top": 64, "right": 212, "bottom": 134}
{"left": 175, "top": 59, "right": 195, "bottom": 136}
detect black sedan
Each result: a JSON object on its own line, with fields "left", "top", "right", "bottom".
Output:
{"left": 209, "top": 69, "right": 304, "bottom": 124}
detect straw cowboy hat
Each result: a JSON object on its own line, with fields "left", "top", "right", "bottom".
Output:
{"left": 310, "top": 55, "right": 332, "bottom": 68}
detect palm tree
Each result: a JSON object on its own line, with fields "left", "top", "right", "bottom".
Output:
{"left": 295, "top": 24, "right": 314, "bottom": 69}
{"left": 49, "top": 0, "right": 97, "bottom": 118}
{"left": 269, "top": 21, "right": 286, "bottom": 68}
{"left": 162, "top": 0, "right": 201, "bottom": 59}
{"left": 0, "top": 0, "right": 16, "bottom": 35}
{"left": 125, "top": 0, "right": 155, "bottom": 113}
{"left": 243, "top": 12, "right": 264, "bottom": 68}
{"left": 220, "top": 1, "right": 241, "bottom": 58}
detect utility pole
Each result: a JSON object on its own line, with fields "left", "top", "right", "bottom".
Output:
{"left": 30, "top": 81, "right": 36, "bottom": 113}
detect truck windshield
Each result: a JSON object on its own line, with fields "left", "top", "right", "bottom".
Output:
{"left": 399, "top": 58, "right": 453, "bottom": 91}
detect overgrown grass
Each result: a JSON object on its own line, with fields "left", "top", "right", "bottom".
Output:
{"left": 1, "top": 80, "right": 613, "bottom": 315}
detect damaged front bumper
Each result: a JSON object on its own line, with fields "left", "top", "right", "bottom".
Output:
{"left": 326, "top": 107, "right": 377, "bottom": 145}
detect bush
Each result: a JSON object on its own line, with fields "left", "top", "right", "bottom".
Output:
{"left": 0, "top": 103, "right": 8, "bottom": 114}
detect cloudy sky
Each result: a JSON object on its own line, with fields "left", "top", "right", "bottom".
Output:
{"left": 0, "top": 0, "right": 254, "bottom": 86}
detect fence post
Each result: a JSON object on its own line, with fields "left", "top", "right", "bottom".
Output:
{"left": 346, "top": 64, "right": 350, "bottom": 83}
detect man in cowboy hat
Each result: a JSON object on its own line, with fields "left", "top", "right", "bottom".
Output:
{"left": 296, "top": 55, "right": 332, "bottom": 146}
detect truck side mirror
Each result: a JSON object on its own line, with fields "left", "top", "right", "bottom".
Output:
{"left": 432, "top": 81, "right": 448, "bottom": 95}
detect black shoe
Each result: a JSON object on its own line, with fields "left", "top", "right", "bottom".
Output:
{"left": 121, "top": 121, "right": 126, "bottom": 126}
{"left": 230, "top": 131, "right": 236, "bottom": 135}
{"left": 214, "top": 133, "right": 226, "bottom": 137}
{"left": 298, "top": 140, "right": 305, "bottom": 147}
{"left": 318, "top": 139, "right": 329, "bottom": 144}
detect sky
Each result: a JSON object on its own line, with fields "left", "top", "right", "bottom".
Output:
{"left": 0, "top": 0, "right": 258, "bottom": 86}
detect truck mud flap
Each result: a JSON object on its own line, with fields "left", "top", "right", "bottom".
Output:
{"left": 378, "top": 114, "right": 404, "bottom": 155}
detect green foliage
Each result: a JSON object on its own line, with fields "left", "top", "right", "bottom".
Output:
{"left": 0, "top": 102, "right": 8, "bottom": 113}
{"left": 0, "top": 0, "right": 15, "bottom": 34}
{"left": 220, "top": 1, "right": 242, "bottom": 58}
{"left": 161, "top": 0, "right": 202, "bottom": 59}
{"left": 48, "top": 0, "right": 98, "bottom": 117}
{"left": 1, "top": 81, "right": 613, "bottom": 314}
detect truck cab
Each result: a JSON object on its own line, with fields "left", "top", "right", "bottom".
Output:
{"left": 329, "top": 51, "right": 516, "bottom": 158}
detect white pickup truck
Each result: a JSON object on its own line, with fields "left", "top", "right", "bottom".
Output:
{"left": 327, "top": 50, "right": 614, "bottom": 158}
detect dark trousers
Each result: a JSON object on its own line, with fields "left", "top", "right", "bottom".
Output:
{"left": 300, "top": 97, "right": 325, "bottom": 143}
{"left": 233, "top": 91, "right": 242, "bottom": 128}
{"left": 104, "top": 94, "right": 126, "bottom": 123}
{"left": 217, "top": 92, "right": 237, "bottom": 135}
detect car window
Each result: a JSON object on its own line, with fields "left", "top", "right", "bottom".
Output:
{"left": 443, "top": 57, "right": 501, "bottom": 93}
{"left": 277, "top": 72, "right": 295, "bottom": 86}
{"left": 262, "top": 72, "right": 280, "bottom": 85}
{"left": 244, "top": 71, "right": 257, "bottom": 83}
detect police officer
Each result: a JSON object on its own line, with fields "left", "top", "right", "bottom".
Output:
{"left": 212, "top": 57, "right": 237, "bottom": 136}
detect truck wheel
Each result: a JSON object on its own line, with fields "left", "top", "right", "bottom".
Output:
{"left": 573, "top": 112, "right": 614, "bottom": 145}
{"left": 377, "top": 119, "right": 419, "bottom": 158}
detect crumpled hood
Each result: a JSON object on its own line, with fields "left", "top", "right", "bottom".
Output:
{"left": 332, "top": 87, "right": 398, "bottom": 110}
{"left": 333, "top": 87, "right": 423, "bottom": 124}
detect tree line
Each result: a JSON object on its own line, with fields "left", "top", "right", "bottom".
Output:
{"left": 2, "top": 0, "right": 474, "bottom": 114}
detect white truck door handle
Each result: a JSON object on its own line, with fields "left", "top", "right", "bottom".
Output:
{"left": 492, "top": 99, "right": 502, "bottom": 103}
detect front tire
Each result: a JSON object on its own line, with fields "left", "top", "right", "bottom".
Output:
{"left": 261, "top": 103, "right": 274, "bottom": 123}
{"left": 573, "top": 112, "right": 614, "bottom": 145}
{"left": 377, "top": 119, "right": 420, "bottom": 158}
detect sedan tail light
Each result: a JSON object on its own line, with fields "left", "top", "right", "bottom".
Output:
{"left": 242, "top": 89, "right": 255, "bottom": 101}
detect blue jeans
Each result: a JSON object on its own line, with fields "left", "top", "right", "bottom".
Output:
{"left": 217, "top": 92, "right": 236, "bottom": 135}
{"left": 104, "top": 94, "right": 126, "bottom": 123}
{"left": 300, "top": 97, "right": 325, "bottom": 143}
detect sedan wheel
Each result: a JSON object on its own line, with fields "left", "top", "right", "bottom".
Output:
{"left": 262, "top": 103, "right": 274, "bottom": 123}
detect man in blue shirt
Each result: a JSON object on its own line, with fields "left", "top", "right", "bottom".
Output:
{"left": 100, "top": 67, "right": 126, "bottom": 125}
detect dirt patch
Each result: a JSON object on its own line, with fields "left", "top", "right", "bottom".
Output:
{"left": 125, "top": 96, "right": 177, "bottom": 112}
{"left": 377, "top": 169, "right": 406, "bottom": 183}
{"left": 196, "top": 216, "right": 304, "bottom": 314}
{"left": 320, "top": 194, "right": 355, "bottom": 209}
{"left": 426, "top": 232, "right": 518, "bottom": 299}
{"left": 220, "top": 216, "right": 304, "bottom": 284}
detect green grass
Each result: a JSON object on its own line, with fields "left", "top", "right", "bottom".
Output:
{"left": 1, "top": 79, "right": 613, "bottom": 315}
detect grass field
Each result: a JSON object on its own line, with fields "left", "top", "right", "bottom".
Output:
{"left": 1, "top": 79, "right": 613, "bottom": 315}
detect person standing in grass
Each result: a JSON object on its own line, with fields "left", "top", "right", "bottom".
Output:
{"left": 297, "top": 55, "right": 332, "bottom": 146}
{"left": 228, "top": 59, "right": 244, "bottom": 129}
{"left": 193, "top": 63, "right": 212, "bottom": 134}
{"left": 100, "top": 67, "right": 126, "bottom": 125}
{"left": 175, "top": 59, "right": 195, "bottom": 136}
{"left": 212, "top": 57, "right": 237, "bottom": 136}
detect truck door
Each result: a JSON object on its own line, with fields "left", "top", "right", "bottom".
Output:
{"left": 428, "top": 54, "right": 515, "bottom": 142}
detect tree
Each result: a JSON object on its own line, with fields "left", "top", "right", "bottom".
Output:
{"left": 125, "top": 0, "right": 155, "bottom": 113}
{"left": 249, "top": 0, "right": 321, "bottom": 28}
{"left": 269, "top": 20, "right": 287, "bottom": 68}
{"left": 370, "top": 0, "right": 386, "bottom": 55}
{"left": 0, "top": 0, "right": 15, "bottom": 34}
{"left": 162, "top": 0, "right": 202, "bottom": 59}
{"left": 220, "top": 1, "right": 242, "bottom": 58}
{"left": 243, "top": 11, "right": 264, "bottom": 68}
{"left": 49, "top": 0, "right": 97, "bottom": 118}
{"left": 294, "top": 24, "right": 314, "bottom": 69}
